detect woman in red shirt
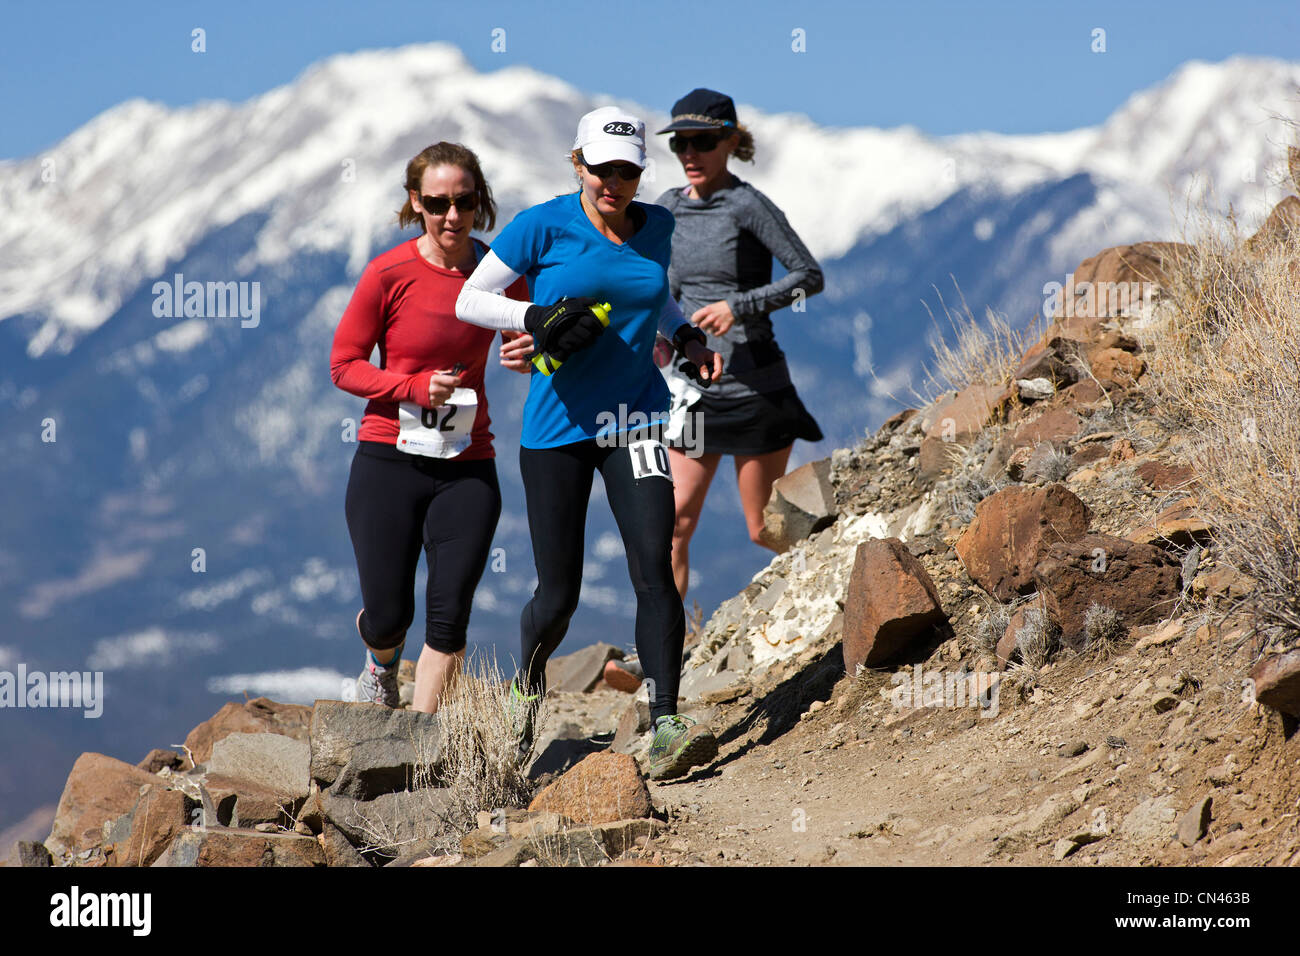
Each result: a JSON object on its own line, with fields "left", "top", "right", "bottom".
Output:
{"left": 329, "top": 142, "right": 530, "bottom": 713}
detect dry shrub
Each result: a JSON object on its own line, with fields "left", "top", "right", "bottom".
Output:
{"left": 919, "top": 279, "right": 1038, "bottom": 400}
{"left": 1140, "top": 159, "right": 1300, "bottom": 644}
{"left": 354, "top": 653, "right": 544, "bottom": 859}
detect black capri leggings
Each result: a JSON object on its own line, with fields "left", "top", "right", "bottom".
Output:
{"left": 345, "top": 441, "right": 501, "bottom": 653}
{"left": 518, "top": 433, "right": 684, "bottom": 723}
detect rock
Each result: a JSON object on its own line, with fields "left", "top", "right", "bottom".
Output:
{"left": 1090, "top": 348, "right": 1145, "bottom": 388}
{"left": 157, "top": 827, "right": 327, "bottom": 867}
{"left": 592, "top": 818, "right": 663, "bottom": 856}
{"left": 1014, "top": 339, "right": 1075, "bottom": 384}
{"left": 1246, "top": 195, "right": 1300, "bottom": 251}
{"left": 207, "top": 732, "right": 311, "bottom": 803}
{"left": 545, "top": 643, "right": 625, "bottom": 694}
{"left": 202, "top": 773, "right": 298, "bottom": 828}
{"left": 1152, "top": 692, "right": 1179, "bottom": 713}
{"left": 183, "top": 697, "right": 312, "bottom": 767}
{"left": 1177, "top": 796, "right": 1212, "bottom": 847}
{"left": 1054, "top": 830, "right": 1103, "bottom": 860}
{"left": 309, "top": 701, "right": 443, "bottom": 799}
{"left": 924, "top": 384, "right": 1014, "bottom": 444}
{"left": 1249, "top": 650, "right": 1300, "bottom": 717}
{"left": 1016, "top": 377, "right": 1056, "bottom": 401}
{"left": 528, "top": 752, "right": 654, "bottom": 825}
{"left": 758, "top": 458, "right": 837, "bottom": 552}
{"left": 1120, "top": 796, "right": 1178, "bottom": 845}
{"left": 461, "top": 826, "right": 512, "bottom": 859}
{"left": 529, "top": 721, "right": 604, "bottom": 778}
{"left": 1192, "top": 566, "right": 1256, "bottom": 603}
{"left": 611, "top": 699, "right": 652, "bottom": 755}
{"left": 1032, "top": 534, "right": 1182, "bottom": 648}
{"left": 1058, "top": 379, "right": 1104, "bottom": 408}
{"left": 1061, "top": 242, "right": 1189, "bottom": 318}
{"left": 1127, "top": 497, "right": 1213, "bottom": 550}
{"left": 916, "top": 436, "right": 967, "bottom": 484}
{"left": 1133, "top": 459, "right": 1195, "bottom": 491}
{"left": 841, "top": 537, "right": 948, "bottom": 673}
{"left": 321, "top": 788, "right": 452, "bottom": 857}
{"left": 1009, "top": 408, "right": 1081, "bottom": 449}
{"left": 6, "top": 841, "right": 52, "bottom": 867}
{"left": 105, "top": 787, "right": 194, "bottom": 868}
{"left": 46, "top": 753, "right": 160, "bottom": 856}
{"left": 955, "top": 484, "right": 1092, "bottom": 601}
{"left": 136, "top": 749, "right": 186, "bottom": 774}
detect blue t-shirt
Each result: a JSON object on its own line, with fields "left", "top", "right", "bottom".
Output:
{"left": 489, "top": 192, "right": 674, "bottom": 449}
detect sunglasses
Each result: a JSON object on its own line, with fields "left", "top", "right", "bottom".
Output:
{"left": 418, "top": 192, "right": 479, "bottom": 215}
{"left": 582, "top": 160, "right": 643, "bottom": 181}
{"left": 668, "top": 131, "right": 729, "bottom": 154}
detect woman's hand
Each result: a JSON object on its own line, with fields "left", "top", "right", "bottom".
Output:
{"left": 681, "top": 340, "right": 724, "bottom": 387}
{"left": 426, "top": 371, "right": 463, "bottom": 407}
{"left": 691, "top": 300, "right": 735, "bottom": 336}
{"left": 499, "top": 331, "right": 535, "bottom": 373}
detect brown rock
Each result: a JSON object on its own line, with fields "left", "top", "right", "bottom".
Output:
{"left": 917, "top": 435, "right": 967, "bottom": 484}
{"left": 1246, "top": 195, "right": 1300, "bottom": 252}
{"left": 757, "top": 458, "right": 837, "bottom": 551}
{"left": 842, "top": 537, "right": 948, "bottom": 673}
{"left": 1014, "top": 339, "right": 1075, "bottom": 384}
{"left": 1032, "top": 534, "right": 1182, "bottom": 648}
{"left": 158, "top": 827, "right": 327, "bottom": 867}
{"left": 1250, "top": 650, "right": 1300, "bottom": 717}
{"left": 1090, "top": 348, "right": 1145, "bottom": 388}
{"left": 1134, "top": 459, "right": 1195, "bottom": 491}
{"left": 1010, "top": 408, "right": 1081, "bottom": 449}
{"left": 955, "top": 484, "right": 1092, "bottom": 601}
{"left": 1062, "top": 242, "right": 1191, "bottom": 317}
{"left": 611, "top": 698, "right": 652, "bottom": 755}
{"left": 1070, "top": 442, "right": 1109, "bottom": 468}
{"left": 183, "top": 697, "right": 312, "bottom": 767}
{"left": 882, "top": 408, "right": 918, "bottom": 432}
{"left": 527, "top": 752, "right": 654, "bottom": 825}
{"left": 107, "top": 788, "right": 194, "bottom": 868}
{"left": 202, "top": 773, "right": 299, "bottom": 829}
{"left": 136, "top": 749, "right": 186, "bottom": 774}
{"left": 545, "top": 642, "right": 625, "bottom": 694}
{"left": 1107, "top": 438, "right": 1136, "bottom": 463}
{"left": 1058, "top": 379, "right": 1104, "bottom": 408}
{"left": 1127, "top": 497, "right": 1213, "bottom": 550}
{"left": 46, "top": 753, "right": 160, "bottom": 856}
{"left": 924, "top": 384, "right": 1014, "bottom": 443}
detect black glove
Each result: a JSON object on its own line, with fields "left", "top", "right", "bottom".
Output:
{"left": 672, "top": 324, "right": 713, "bottom": 388}
{"left": 524, "top": 297, "right": 606, "bottom": 359}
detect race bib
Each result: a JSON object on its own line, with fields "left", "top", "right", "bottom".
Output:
{"left": 396, "top": 388, "right": 477, "bottom": 459}
{"left": 628, "top": 438, "right": 672, "bottom": 481}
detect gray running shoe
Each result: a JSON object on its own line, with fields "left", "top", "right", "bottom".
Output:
{"left": 356, "top": 648, "right": 403, "bottom": 708}
{"left": 647, "top": 714, "right": 718, "bottom": 780}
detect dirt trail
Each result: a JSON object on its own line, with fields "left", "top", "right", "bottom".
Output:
{"left": 642, "top": 640, "right": 1300, "bottom": 867}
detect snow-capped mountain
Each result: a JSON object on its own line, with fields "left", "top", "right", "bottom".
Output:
{"left": 1, "top": 44, "right": 1298, "bottom": 833}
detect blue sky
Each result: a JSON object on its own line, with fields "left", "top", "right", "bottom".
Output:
{"left": 2, "top": 0, "right": 1299, "bottom": 159}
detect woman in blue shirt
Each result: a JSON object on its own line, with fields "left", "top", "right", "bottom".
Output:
{"left": 456, "top": 107, "right": 723, "bottom": 780}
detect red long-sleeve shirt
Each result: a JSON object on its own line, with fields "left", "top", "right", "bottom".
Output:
{"left": 329, "top": 237, "right": 529, "bottom": 459}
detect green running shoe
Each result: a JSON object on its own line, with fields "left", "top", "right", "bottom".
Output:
{"left": 505, "top": 678, "right": 541, "bottom": 763}
{"left": 648, "top": 714, "right": 718, "bottom": 780}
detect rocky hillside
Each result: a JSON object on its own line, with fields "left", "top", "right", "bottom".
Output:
{"left": 10, "top": 209, "right": 1300, "bottom": 867}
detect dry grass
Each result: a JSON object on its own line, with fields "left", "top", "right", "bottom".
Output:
{"left": 352, "top": 654, "right": 544, "bottom": 860}
{"left": 919, "top": 279, "right": 1038, "bottom": 401}
{"left": 1139, "top": 149, "right": 1300, "bottom": 646}
{"left": 1083, "top": 603, "right": 1126, "bottom": 660}
{"left": 1015, "top": 606, "right": 1059, "bottom": 669}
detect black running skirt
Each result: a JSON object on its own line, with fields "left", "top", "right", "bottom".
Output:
{"left": 670, "top": 386, "right": 823, "bottom": 456}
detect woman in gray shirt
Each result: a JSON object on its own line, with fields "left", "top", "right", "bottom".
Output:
{"left": 655, "top": 88, "right": 824, "bottom": 599}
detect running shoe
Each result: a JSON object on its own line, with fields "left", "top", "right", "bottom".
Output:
{"left": 647, "top": 714, "right": 718, "bottom": 780}
{"left": 504, "top": 678, "right": 541, "bottom": 763}
{"left": 356, "top": 646, "right": 403, "bottom": 708}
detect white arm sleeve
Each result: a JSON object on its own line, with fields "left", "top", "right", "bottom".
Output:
{"left": 658, "top": 295, "right": 690, "bottom": 341}
{"left": 455, "top": 250, "right": 531, "bottom": 332}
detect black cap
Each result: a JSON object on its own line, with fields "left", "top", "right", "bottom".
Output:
{"left": 656, "top": 88, "right": 739, "bottom": 134}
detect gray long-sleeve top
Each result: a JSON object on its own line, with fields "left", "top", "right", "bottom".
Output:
{"left": 655, "top": 175, "right": 823, "bottom": 399}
